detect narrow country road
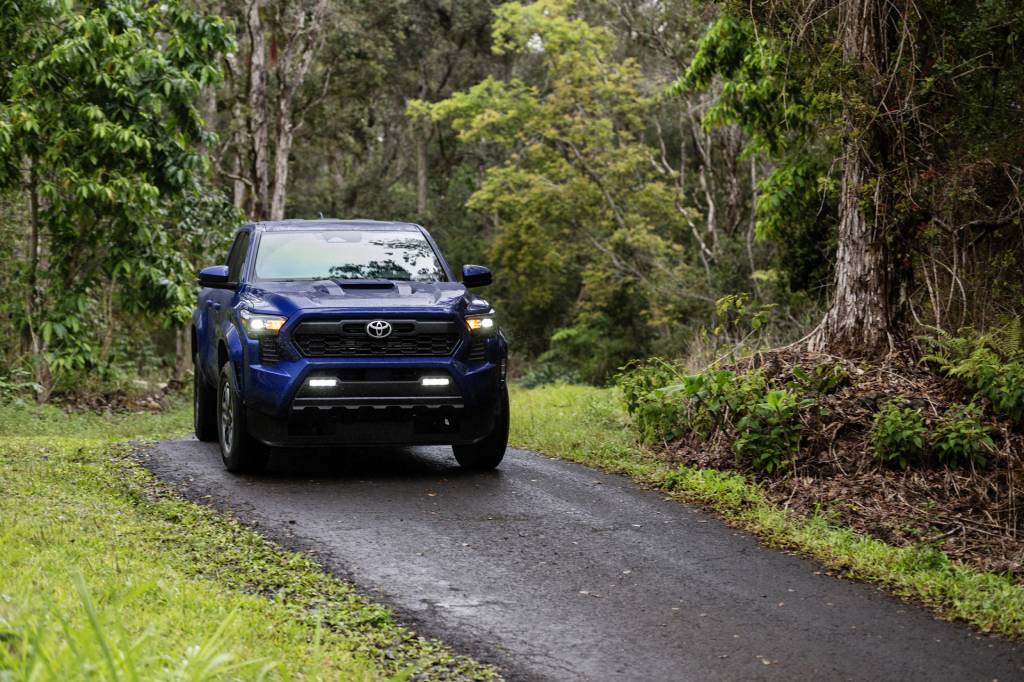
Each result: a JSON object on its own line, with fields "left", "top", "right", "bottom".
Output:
{"left": 141, "top": 440, "right": 1024, "bottom": 681}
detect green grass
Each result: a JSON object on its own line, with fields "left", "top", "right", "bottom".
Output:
{"left": 0, "top": 398, "right": 497, "bottom": 681}
{"left": 509, "top": 383, "right": 1024, "bottom": 638}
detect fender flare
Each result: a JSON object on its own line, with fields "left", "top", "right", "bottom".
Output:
{"left": 223, "top": 324, "right": 247, "bottom": 393}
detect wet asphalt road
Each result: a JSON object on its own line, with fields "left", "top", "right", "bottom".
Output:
{"left": 141, "top": 439, "right": 1024, "bottom": 681}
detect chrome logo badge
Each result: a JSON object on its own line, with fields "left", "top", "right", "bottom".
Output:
{"left": 365, "top": 320, "right": 392, "bottom": 338}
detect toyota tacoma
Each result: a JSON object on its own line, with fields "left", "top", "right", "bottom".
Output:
{"left": 192, "top": 219, "right": 509, "bottom": 473}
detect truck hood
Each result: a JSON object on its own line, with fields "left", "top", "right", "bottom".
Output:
{"left": 240, "top": 280, "right": 486, "bottom": 316}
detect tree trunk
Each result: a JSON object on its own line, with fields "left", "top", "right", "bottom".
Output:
{"left": 25, "top": 160, "right": 52, "bottom": 401}
{"left": 231, "top": 137, "right": 247, "bottom": 210}
{"left": 811, "top": 148, "right": 904, "bottom": 354}
{"left": 415, "top": 120, "right": 430, "bottom": 216}
{"left": 266, "top": 0, "right": 325, "bottom": 220}
{"left": 173, "top": 324, "right": 191, "bottom": 384}
{"left": 246, "top": 0, "right": 270, "bottom": 219}
{"left": 269, "top": 101, "right": 293, "bottom": 220}
{"left": 810, "top": 0, "right": 910, "bottom": 356}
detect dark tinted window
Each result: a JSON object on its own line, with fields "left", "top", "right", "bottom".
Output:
{"left": 254, "top": 230, "right": 445, "bottom": 282}
{"left": 227, "top": 232, "right": 251, "bottom": 283}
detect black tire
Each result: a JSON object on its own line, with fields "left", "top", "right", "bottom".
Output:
{"left": 453, "top": 384, "right": 509, "bottom": 470}
{"left": 217, "top": 363, "right": 269, "bottom": 474}
{"left": 193, "top": 362, "right": 218, "bottom": 442}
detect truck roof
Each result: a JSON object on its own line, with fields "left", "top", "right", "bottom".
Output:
{"left": 247, "top": 219, "right": 422, "bottom": 232}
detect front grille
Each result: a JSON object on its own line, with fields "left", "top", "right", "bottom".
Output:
{"left": 259, "top": 337, "right": 283, "bottom": 364}
{"left": 292, "top": 318, "right": 459, "bottom": 358}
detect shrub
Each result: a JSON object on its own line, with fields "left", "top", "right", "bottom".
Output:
{"left": 733, "top": 388, "right": 812, "bottom": 473}
{"left": 619, "top": 361, "right": 814, "bottom": 473}
{"left": 616, "top": 359, "right": 689, "bottom": 442}
{"left": 791, "top": 362, "right": 849, "bottom": 394}
{"left": 932, "top": 403, "right": 994, "bottom": 467}
{"left": 0, "top": 367, "right": 41, "bottom": 404}
{"left": 870, "top": 399, "right": 927, "bottom": 469}
{"left": 617, "top": 359, "right": 679, "bottom": 414}
{"left": 667, "top": 369, "right": 745, "bottom": 437}
{"left": 519, "top": 362, "right": 582, "bottom": 388}
{"left": 924, "top": 332, "right": 1024, "bottom": 423}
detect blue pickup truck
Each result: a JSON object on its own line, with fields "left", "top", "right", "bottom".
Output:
{"left": 192, "top": 219, "right": 508, "bottom": 473}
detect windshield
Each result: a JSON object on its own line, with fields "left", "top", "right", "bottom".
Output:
{"left": 254, "top": 230, "right": 446, "bottom": 282}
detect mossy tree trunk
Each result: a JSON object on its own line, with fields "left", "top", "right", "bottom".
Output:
{"left": 810, "top": 0, "right": 912, "bottom": 357}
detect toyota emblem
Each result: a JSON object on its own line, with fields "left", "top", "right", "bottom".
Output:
{"left": 365, "top": 320, "right": 392, "bottom": 338}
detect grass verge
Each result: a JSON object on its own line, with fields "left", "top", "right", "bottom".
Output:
{"left": 0, "top": 398, "right": 497, "bottom": 680}
{"left": 509, "top": 383, "right": 1024, "bottom": 638}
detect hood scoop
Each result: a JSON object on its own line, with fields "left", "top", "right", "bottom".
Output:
{"left": 337, "top": 279, "right": 397, "bottom": 290}
{"left": 335, "top": 279, "right": 400, "bottom": 297}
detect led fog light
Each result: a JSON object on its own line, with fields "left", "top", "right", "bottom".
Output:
{"left": 308, "top": 378, "right": 338, "bottom": 388}
{"left": 421, "top": 377, "right": 450, "bottom": 387}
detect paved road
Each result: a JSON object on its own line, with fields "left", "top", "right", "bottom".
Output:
{"left": 142, "top": 439, "right": 1024, "bottom": 681}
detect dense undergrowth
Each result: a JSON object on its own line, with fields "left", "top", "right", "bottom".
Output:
{"left": 612, "top": 330, "right": 1024, "bottom": 578}
{"left": 0, "top": 399, "right": 497, "bottom": 681}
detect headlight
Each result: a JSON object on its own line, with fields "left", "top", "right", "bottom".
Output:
{"left": 240, "top": 310, "right": 286, "bottom": 336}
{"left": 465, "top": 313, "right": 496, "bottom": 334}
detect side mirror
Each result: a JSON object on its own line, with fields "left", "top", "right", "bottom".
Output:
{"left": 198, "top": 265, "right": 233, "bottom": 289}
{"left": 462, "top": 264, "right": 492, "bottom": 288}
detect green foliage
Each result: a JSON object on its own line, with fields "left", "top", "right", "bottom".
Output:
{"left": 617, "top": 358, "right": 809, "bottom": 472}
{"left": 932, "top": 403, "right": 994, "bottom": 468}
{"left": 673, "top": 16, "right": 832, "bottom": 156}
{"left": 616, "top": 359, "right": 688, "bottom": 442}
{"left": 870, "top": 400, "right": 927, "bottom": 469}
{"left": 672, "top": 15, "right": 838, "bottom": 301}
{"left": 678, "top": 2, "right": 1024, "bottom": 347}
{"left": 734, "top": 388, "right": 812, "bottom": 474}
{"left": 713, "top": 294, "right": 777, "bottom": 339}
{"left": 0, "top": 367, "right": 42, "bottom": 404}
{"left": 791, "top": 362, "right": 850, "bottom": 395}
{"left": 0, "top": 0, "right": 233, "bottom": 388}
{"left": 518, "top": 362, "right": 582, "bottom": 389}
{"left": 0, "top": 403, "right": 497, "bottom": 680}
{"left": 416, "top": 0, "right": 698, "bottom": 372}
{"left": 925, "top": 332, "right": 1024, "bottom": 423}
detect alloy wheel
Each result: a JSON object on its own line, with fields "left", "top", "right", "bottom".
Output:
{"left": 220, "top": 379, "right": 233, "bottom": 451}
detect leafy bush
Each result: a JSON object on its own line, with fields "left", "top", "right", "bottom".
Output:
{"left": 616, "top": 359, "right": 689, "bottom": 442}
{"left": 519, "top": 362, "right": 582, "bottom": 388}
{"left": 617, "top": 359, "right": 679, "bottom": 413}
{"left": 932, "top": 403, "right": 994, "bottom": 467}
{"left": 0, "top": 367, "right": 41, "bottom": 404}
{"left": 734, "top": 388, "right": 812, "bottom": 473}
{"left": 683, "top": 369, "right": 766, "bottom": 438}
{"left": 870, "top": 400, "right": 926, "bottom": 469}
{"left": 791, "top": 362, "right": 849, "bottom": 394}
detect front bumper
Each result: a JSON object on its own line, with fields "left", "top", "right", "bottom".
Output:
{"left": 239, "top": 325, "right": 506, "bottom": 447}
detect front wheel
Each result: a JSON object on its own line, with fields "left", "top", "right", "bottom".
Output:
{"left": 217, "top": 363, "right": 269, "bottom": 474}
{"left": 453, "top": 385, "right": 509, "bottom": 470}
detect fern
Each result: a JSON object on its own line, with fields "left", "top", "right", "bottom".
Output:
{"left": 924, "top": 331, "right": 1024, "bottom": 423}
{"left": 990, "top": 317, "right": 1023, "bottom": 358}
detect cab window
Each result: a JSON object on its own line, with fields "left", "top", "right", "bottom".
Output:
{"left": 226, "top": 232, "right": 251, "bottom": 283}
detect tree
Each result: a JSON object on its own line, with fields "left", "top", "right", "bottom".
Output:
{"left": 0, "top": 0, "right": 232, "bottom": 396}
{"left": 681, "top": 0, "right": 1024, "bottom": 356}
{"left": 414, "top": 0, "right": 700, "bottom": 376}
{"left": 217, "top": 0, "right": 328, "bottom": 220}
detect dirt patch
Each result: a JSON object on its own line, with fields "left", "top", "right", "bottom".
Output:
{"left": 660, "top": 350, "right": 1024, "bottom": 577}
